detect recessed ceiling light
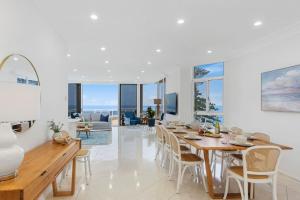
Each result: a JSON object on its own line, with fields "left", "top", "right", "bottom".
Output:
{"left": 155, "top": 49, "right": 161, "bottom": 53}
{"left": 90, "top": 14, "right": 98, "bottom": 21}
{"left": 13, "top": 57, "right": 19, "bottom": 61}
{"left": 100, "top": 47, "right": 106, "bottom": 51}
{"left": 207, "top": 50, "right": 213, "bottom": 54}
{"left": 147, "top": 61, "right": 152, "bottom": 65}
{"left": 141, "top": 70, "right": 145, "bottom": 73}
{"left": 253, "top": 20, "right": 263, "bottom": 27}
{"left": 107, "top": 69, "right": 111, "bottom": 72}
{"left": 105, "top": 60, "right": 109, "bottom": 64}
{"left": 66, "top": 53, "right": 71, "bottom": 57}
{"left": 177, "top": 19, "right": 185, "bottom": 24}
{"left": 73, "top": 69, "right": 78, "bottom": 72}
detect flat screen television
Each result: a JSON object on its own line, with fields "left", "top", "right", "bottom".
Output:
{"left": 166, "top": 93, "right": 177, "bottom": 115}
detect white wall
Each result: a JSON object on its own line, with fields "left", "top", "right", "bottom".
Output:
{"left": 0, "top": 0, "right": 68, "bottom": 151}
{"left": 165, "top": 67, "right": 193, "bottom": 123}
{"left": 224, "top": 31, "right": 300, "bottom": 180}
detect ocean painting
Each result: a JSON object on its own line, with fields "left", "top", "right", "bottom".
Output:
{"left": 261, "top": 65, "right": 300, "bottom": 112}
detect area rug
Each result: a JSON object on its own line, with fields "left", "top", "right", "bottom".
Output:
{"left": 78, "top": 130, "right": 112, "bottom": 145}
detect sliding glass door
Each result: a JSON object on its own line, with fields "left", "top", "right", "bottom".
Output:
{"left": 68, "top": 83, "right": 81, "bottom": 116}
{"left": 119, "top": 84, "right": 137, "bottom": 125}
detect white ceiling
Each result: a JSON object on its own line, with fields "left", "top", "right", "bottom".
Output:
{"left": 32, "top": 0, "right": 300, "bottom": 83}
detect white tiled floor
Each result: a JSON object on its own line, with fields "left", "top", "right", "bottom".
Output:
{"left": 46, "top": 126, "right": 300, "bottom": 200}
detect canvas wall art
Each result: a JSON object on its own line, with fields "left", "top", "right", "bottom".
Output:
{"left": 261, "top": 65, "right": 300, "bottom": 112}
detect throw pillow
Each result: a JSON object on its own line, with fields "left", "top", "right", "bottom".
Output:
{"left": 100, "top": 114, "right": 109, "bottom": 122}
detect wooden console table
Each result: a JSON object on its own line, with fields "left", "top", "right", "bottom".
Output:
{"left": 0, "top": 140, "right": 81, "bottom": 200}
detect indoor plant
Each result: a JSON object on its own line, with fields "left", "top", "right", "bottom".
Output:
{"left": 146, "top": 107, "right": 156, "bottom": 127}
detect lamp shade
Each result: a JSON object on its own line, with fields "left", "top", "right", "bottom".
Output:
{"left": 154, "top": 98, "right": 162, "bottom": 104}
{"left": 0, "top": 83, "right": 41, "bottom": 122}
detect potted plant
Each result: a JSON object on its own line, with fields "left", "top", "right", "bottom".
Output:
{"left": 146, "top": 107, "right": 156, "bottom": 127}
{"left": 49, "top": 120, "right": 64, "bottom": 139}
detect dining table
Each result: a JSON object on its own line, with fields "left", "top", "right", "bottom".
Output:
{"left": 164, "top": 125, "right": 292, "bottom": 199}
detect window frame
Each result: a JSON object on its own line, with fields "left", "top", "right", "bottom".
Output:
{"left": 192, "top": 64, "right": 224, "bottom": 120}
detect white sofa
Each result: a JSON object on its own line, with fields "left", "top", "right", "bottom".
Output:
{"left": 79, "top": 111, "right": 112, "bottom": 130}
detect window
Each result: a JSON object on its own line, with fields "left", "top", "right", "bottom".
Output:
{"left": 68, "top": 83, "right": 81, "bottom": 116}
{"left": 82, "top": 84, "right": 118, "bottom": 114}
{"left": 193, "top": 62, "right": 224, "bottom": 124}
{"left": 119, "top": 84, "right": 137, "bottom": 121}
{"left": 141, "top": 83, "right": 157, "bottom": 113}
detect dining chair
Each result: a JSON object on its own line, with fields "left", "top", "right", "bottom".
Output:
{"left": 155, "top": 125, "right": 165, "bottom": 164}
{"left": 160, "top": 126, "right": 190, "bottom": 176}
{"left": 169, "top": 132, "right": 207, "bottom": 193}
{"left": 230, "top": 132, "right": 271, "bottom": 163}
{"left": 223, "top": 145, "right": 282, "bottom": 200}
{"left": 211, "top": 127, "right": 244, "bottom": 176}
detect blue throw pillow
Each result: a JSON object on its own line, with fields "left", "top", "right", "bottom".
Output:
{"left": 100, "top": 114, "right": 109, "bottom": 122}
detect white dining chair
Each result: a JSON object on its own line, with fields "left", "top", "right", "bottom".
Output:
{"left": 169, "top": 132, "right": 207, "bottom": 194}
{"left": 223, "top": 145, "right": 282, "bottom": 200}
{"left": 155, "top": 125, "right": 165, "bottom": 164}
{"left": 160, "top": 126, "right": 190, "bottom": 177}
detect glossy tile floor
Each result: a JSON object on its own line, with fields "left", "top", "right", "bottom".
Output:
{"left": 46, "top": 126, "right": 300, "bottom": 200}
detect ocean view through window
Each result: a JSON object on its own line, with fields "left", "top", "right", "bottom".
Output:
{"left": 193, "top": 62, "right": 224, "bottom": 124}
{"left": 142, "top": 83, "right": 157, "bottom": 113}
{"left": 82, "top": 84, "right": 118, "bottom": 116}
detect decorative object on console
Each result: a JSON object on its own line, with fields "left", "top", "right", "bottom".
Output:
{"left": 146, "top": 107, "right": 156, "bottom": 127}
{"left": 0, "top": 54, "right": 41, "bottom": 181}
{"left": 49, "top": 120, "right": 64, "bottom": 140}
{"left": 262, "top": 64, "right": 300, "bottom": 112}
{"left": 53, "top": 130, "right": 72, "bottom": 145}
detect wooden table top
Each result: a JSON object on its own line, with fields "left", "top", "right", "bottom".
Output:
{"left": 0, "top": 140, "right": 79, "bottom": 191}
{"left": 165, "top": 127, "right": 292, "bottom": 151}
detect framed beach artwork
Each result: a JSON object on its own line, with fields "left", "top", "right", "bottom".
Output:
{"left": 261, "top": 65, "right": 300, "bottom": 112}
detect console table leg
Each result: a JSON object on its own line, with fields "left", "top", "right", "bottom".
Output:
{"left": 52, "top": 158, "right": 76, "bottom": 197}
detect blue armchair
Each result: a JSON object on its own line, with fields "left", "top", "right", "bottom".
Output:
{"left": 124, "top": 112, "right": 140, "bottom": 125}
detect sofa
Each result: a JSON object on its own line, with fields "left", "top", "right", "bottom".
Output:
{"left": 78, "top": 111, "right": 112, "bottom": 130}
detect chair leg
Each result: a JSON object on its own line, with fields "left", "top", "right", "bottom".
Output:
{"left": 223, "top": 175, "right": 230, "bottom": 200}
{"left": 272, "top": 176, "right": 278, "bottom": 200}
{"left": 168, "top": 154, "right": 173, "bottom": 177}
{"left": 155, "top": 142, "right": 161, "bottom": 160}
{"left": 169, "top": 158, "right": 176, "bottom": 180}
{"left": 244, "top": 180, "right": 248, "bottom": 200}
{"left": 200, "top": 163, "right": 208, "bottom": 192}
{"left": 250, "top": 183, "right": 254, "bottom": 199}
{"left": 88, "top": 155, "right": 92, "bottom": 176}
{"left": 232, "top": 177, "right": 244, "bottom": 200}
{"left": 84, "top": 157, "right": 88, "bottom": 185}
{"left": 176, "top": 163, "right": 182, "bottom": 194}
{"left": 160, "top": 145, "right": 165, "bottom": 167}
{"left": 180, "top": 165, "right": 189, "bottom": 185}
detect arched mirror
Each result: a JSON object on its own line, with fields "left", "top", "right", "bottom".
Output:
{"left": 0, "top": 54, "right": 40, "bottom": 133}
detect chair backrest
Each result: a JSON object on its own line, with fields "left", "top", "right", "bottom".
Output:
{"left": 161, "top": 126, "right": 171, "bottom": 146}
{"left": 155, "top": 125, "right": 164, "bottom": 141}
{"left": 124, "top": 111, "right": 135, "bottom": 119}
{"left": 230, "top": 127, "right": 243, "bottom": 135}
{"left": 242, "top": 146, "right": 281, "bottom": 177}
{"left": 252, "top": 132, "right": 270, "bottom": 142}
{"left": 169, "top": 132, "right": 181, "bottom": 158}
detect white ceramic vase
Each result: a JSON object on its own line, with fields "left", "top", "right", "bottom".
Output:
{"left": 0, "top": 123, "right": 24, "bottom": 181}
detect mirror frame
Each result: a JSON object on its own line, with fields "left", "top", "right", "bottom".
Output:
{"left": 0, "top": 53, "right": 41, "bottom": 133}
{"left": 0, "top": 53, "right": 40, "bottom": 86}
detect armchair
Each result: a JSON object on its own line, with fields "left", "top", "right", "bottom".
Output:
{"left": 124, "top": 111, "right": 140, "bottom": 125}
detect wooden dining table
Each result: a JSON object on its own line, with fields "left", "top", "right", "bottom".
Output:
{"left": 165, "top": 126, "right": 292, "bottom": 200}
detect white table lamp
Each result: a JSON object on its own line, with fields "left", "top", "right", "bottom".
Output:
{"left": 0, "top": 83, "right": 41, "bottom": 181}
